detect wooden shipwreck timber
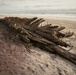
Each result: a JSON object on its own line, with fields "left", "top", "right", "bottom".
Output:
{"left": 0, "top": 17, "right": 76, "bottom": 65}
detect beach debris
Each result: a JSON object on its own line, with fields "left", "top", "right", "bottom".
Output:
{"left": 0, "top": 17, "right": 76, "bottom": 65}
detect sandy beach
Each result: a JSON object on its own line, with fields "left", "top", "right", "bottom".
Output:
{"left": 0, "top": 15, "right": 76, "bottom": 75}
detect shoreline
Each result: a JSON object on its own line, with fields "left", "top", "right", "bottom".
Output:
{"left": 0, "top": 14, "right": 76, "bottom": 21}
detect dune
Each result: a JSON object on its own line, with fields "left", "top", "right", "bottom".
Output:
{"left": 0, "top": 15, "right": 76, "bottom": 75}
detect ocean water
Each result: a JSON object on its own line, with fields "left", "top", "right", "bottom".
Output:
{"left": 0, "top": 0, "right": 76, "bottom": 20}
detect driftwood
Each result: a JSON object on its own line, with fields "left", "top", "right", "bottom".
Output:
{"left": 0, "top": 17, "right": 76, "bottom": 65}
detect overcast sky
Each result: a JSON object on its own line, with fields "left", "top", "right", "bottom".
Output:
{"left": 0, "top": 0, "right": 76, "bottom": 14}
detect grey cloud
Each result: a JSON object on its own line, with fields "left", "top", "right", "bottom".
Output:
{"left": 0, "top": 3, "right": 10, "bottom": 6}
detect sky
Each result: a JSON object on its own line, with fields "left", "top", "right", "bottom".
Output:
{"left": 0, "top": 0, "right": 76, "bottom": 14}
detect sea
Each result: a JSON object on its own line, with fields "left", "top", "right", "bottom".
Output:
{"left": 0, "top": 0, "right": 76, "bottom": 20}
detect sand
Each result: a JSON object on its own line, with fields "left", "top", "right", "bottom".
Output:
{"left": 0, "top": 15, "right": 76, "bottom": 75}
